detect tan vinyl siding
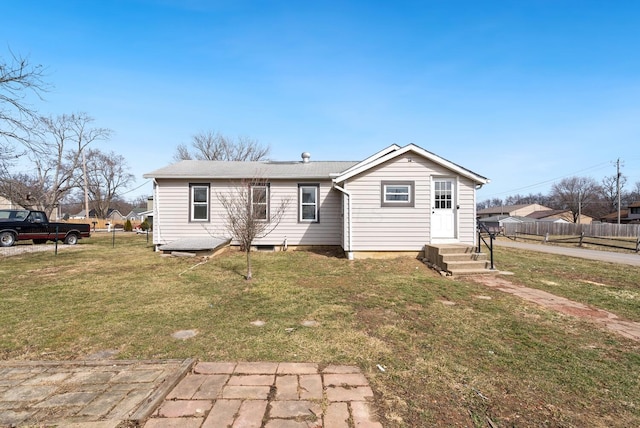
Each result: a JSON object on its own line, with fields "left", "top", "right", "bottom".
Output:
{"left": 343, "top": 154, "right": 477, "bottom": 251}
{"left": 153, "top": 179, "right": 342, "bottom": 246}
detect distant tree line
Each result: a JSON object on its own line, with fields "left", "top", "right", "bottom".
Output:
{"left": 478, "top": 175, "right": 640, "bottom": 221}
{"left": 0, "top": 49, "right": 138, "bottom": 219}
{"left": 1, "top": 48, "right": 272, "bottom": 228}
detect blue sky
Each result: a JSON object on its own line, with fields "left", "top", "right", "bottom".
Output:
{"left": 3, "top": 0, "right": 639, "bottom": 201}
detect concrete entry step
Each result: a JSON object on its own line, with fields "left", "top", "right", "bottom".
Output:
{"left": 424, "top": 244, "right": 497, "bottom": 276}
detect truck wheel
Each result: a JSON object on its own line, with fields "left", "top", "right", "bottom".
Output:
{"left": 0, "top": 231, "right": 16, "bottom": 247}
{"left": 33, "top": 239, "right": 47, "bottom": 245}
{"left": 64, "top": 233, "right": 79, "bottom": 245}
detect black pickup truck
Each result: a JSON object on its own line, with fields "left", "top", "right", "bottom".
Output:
{"left": 0, "top": 209, "right": 91, "bottom": 247}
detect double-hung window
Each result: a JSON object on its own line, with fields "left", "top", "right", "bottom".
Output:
{"left": 299, "top": 184, "right": 319, "bottom": 222}
{"left": 250, "top": 184, "right": 269, "bottom": 221}
{"left": 381, "top": 181, "right": 415, "bottom": 207}
{"left": 190, "top": 184, "right": 210, "bottom": 222}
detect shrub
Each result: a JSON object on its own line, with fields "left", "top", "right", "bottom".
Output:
{"left": 124, "top": 219, "right": 133, "bottom": 232}
{"left": 140, "top": 220, "right": 150, "bottom": 231}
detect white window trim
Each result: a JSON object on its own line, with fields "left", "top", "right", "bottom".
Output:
{"left": 299, "top": 184, "right": 319, "bottom": 222}
{"left": 434, "top": 180, "right": 453, "bottom": 210}
{"left": 381, "top": 181, "right": 415, "bottom": 207}
{"left": 190, "top": 183, "right": 210, "bottom": 222}
{"left": 250, "top": 184, "right": 269, "bottom": 221}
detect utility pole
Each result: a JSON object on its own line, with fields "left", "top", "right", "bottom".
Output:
{"left": 577, "top": 190, "right": 581, "bottom": 224}
{"left": 616, "top": 158, "right": 621, "bottom": 225}
{"left": 82, "top": 151, "right": 90, "bottom": 220}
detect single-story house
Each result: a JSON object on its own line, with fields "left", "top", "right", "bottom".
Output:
{"left": 125, "top": 208, "right": 148, "bottom": 221}
{"left": 0, "top": 196, "right": 21, "bottom": 210}
{"left": 478, "top": 215, "right": 536, "bottom": 233}
{"left": 526, "top": 209, "right": 593, "bottom": 224}
{"left": 143, "top": 144, "right": 489, "bottom": 259}
{"left": 70, "top": 208, "right": 126, "bottom": 221}
{"left": 477, "top": 203, "right": 552, "bottom": 219}
{"left": 600, "top": 201, "right": 640, "bottom": 224}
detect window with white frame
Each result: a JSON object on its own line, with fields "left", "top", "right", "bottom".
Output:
{"left": 299, "top": 184, "right": 319, "bottom": 222}
{"left": 434, "top": 180, "right": 452, "bottom": 209}
{"left": 190, "top": 184, "right": 210, "bottom": 221}
{"left": 250, "top": 184, "right": 269, "bottom": 221}
{"left": 381, "top": 181, "right": 414, "bottom": 207}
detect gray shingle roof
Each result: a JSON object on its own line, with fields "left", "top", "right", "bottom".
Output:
{"left": 143, "top": 160, "right": 359, "bottom": 180}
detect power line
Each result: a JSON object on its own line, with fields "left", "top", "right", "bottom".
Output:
{"left": 480, "top": 161, "right": 612, "bottom": 198}
{"left": 117, "top": 180, "right": 151, "bottom": 197}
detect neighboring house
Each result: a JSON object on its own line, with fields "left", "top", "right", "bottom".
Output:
{"left": 125, "top": 208, "right": 147, "bottom": 221}
{"left": 478, "top": 215, "right": 536, "bottom": 233}
{"left": 69, "top": 209, "right": 90, "bottom": 220}
{"left": 70, "top": 208, "right": 126, "bottom": 221}
{"left": 477, "top": 203, "right": 552, "bottom": 219}
{"left": 0, "top": 196, "right": 21, "bottom": 210}
{"left": 526, "top": 209, "right": 593, "bottom": 224}
{"left": 143, "top": 144, "right": 489, "bottom": 259}
{"left": 600, "top": 201, "right": 640, "bottom": 224}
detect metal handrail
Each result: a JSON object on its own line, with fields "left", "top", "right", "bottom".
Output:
{"left": 477, "top": 221, "right": 496, "bottom": 270}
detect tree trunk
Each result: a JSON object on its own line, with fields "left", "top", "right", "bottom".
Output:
{"left": 246, "top": 249, "right": 252, "bottom": 280}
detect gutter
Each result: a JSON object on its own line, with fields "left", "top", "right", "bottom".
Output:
{"left": 152, "top": 179, "right": 162, "bottom": 250}
{"left": 332, "top": 183, "right": 353, "bottom": 260}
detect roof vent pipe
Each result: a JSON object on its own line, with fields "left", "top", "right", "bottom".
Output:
{"left": 301, "top": 152, "right": 311, "bottom": 163}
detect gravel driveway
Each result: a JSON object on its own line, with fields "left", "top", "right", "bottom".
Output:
{"left": 0, "top": 243, "right": 81, "bottom": 257}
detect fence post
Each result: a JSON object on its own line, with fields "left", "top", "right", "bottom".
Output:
{"left": 544, "top": 232, "right": 549, "bottom": 244}
{"left": 55, "top": 225, "right": 59, "bottom": 256}
{"left": 112, "top": 227, "right": 116, "bottom": 248}
{"left": 636, "top": 235, "right": 640, "bottom": 253}
{"left": 579, "top": 232, "right": 584, "bottom": 247}
{"left": 489, "top": 233, "right": 494, "bottom": 270}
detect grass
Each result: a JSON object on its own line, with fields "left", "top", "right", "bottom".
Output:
{"left": 494, "top": 245, "right": 640, "bottom": 322}
{"left": 1, "top": 233, "right": 639, "bottom": 427}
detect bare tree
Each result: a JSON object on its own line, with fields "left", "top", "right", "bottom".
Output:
{"left": 550, "top": 176, "right": 601, "bottom": 222}
{"left": 627, "top": 181, "right": 640, "bottom": 205}
{"left": 0, "top": 113, "right": 112, "bottom": 218}
{"left": 173, "top": 131, "right": 270, "bottom": 162}
{"left": 599, "top": 173, "right": 627, "bottom": 215}
{"left": 0, "top": 50, "right": 49, "bottom": 171}
{"left": 84, "top": 149, "right": 135, "bottom": 218}
{"left": 217, "top": 179, "right": 289, "bottom": 280}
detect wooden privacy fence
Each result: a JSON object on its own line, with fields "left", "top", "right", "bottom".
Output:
{"left": 503, "top": 222, "right": 640, "bottom": 238}
{"left": 501, "top": 222, "right": 640, "bottom": 252}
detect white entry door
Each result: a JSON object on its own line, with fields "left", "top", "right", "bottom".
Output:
{"left": 432, "top": 178, "right": 456, "bottom": 240}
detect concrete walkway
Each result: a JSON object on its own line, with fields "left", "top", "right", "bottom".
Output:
{"left": 0, "top": 360, "right": 382, "bottom": 427}
{"left": 494, "top": 239, "right": 640, "bottom": 266}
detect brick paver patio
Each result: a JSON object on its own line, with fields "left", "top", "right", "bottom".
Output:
{"left": 145, "top": 362, "right": 382, "bottom": 428}
{"left": 0, "top": 360, "right": 383, "bottom": 427}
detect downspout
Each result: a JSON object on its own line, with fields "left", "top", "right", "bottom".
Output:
{"left": 333, "top": 183, "right": 353, "bottom": 260}
{"left": 152, "top": 178, "right": 161, "bottom": 251}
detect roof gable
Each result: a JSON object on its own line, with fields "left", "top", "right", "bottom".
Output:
{"left": 333, "top": 144, "right": 489, "bottom": 184}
